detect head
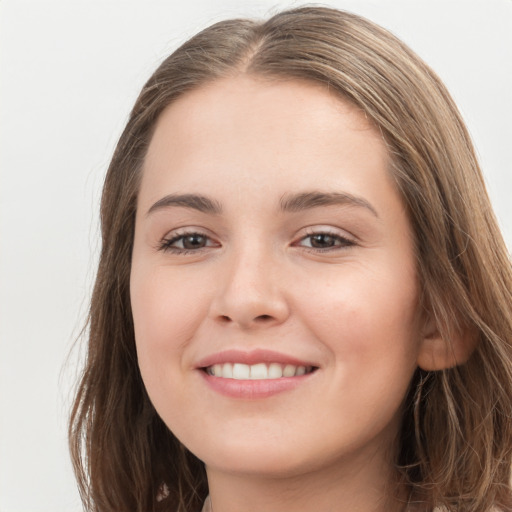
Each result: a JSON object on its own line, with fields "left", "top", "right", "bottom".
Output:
{"left": 70, "top": 7, "right": 512, "bottom": 512}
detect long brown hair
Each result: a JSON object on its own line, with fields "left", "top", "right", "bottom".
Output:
{"left": 69, "top": 7, "right": 512, "bottom": 511}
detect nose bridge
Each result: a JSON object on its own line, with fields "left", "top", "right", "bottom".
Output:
{"left": 213, "top": 234, "right": 289, "bottom": 328}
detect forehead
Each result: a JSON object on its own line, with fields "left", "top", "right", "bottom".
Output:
{"left": 147, "top": 75, "right": 376, "bottom": 154}
{"left": 140, "top": 75, "right": 397, "bottom": 215}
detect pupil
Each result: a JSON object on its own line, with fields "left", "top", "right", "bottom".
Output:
{"left": 311, "top": 234, "right": 334, "bottom": 248}
{"left": 183, "top": 234, "right": 205, "bottom": 249}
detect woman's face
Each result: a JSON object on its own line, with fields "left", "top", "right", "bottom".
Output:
{"left": 131, "top": 76, "right": 424, "bottom": 478}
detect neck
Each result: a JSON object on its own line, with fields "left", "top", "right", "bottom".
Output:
{"left": 204, "top": 450, "right": 407, "bottom": 512}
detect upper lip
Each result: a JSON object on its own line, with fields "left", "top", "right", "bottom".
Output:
{"left": 195, "top": 349, "right": 317, "bottom": 369}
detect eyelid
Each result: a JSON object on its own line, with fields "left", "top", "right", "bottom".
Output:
{"left": 156, "top": 225, "right": 357, "bottom": 254}
{"left": 296, "top": 225, "right": 356, "bottom": 240}
{"left": 157, "top": 227, "right": 220, "bottom": 253}
{"left": 292, "top": 226, "right": 357, "bottom": 251}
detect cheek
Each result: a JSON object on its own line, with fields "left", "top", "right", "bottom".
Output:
{"left": 130, "top": 266, "right": 215, "bottom": 434}
{"left": 130, "top": 267, "right": 209, "bottom": 379}
{"left": 298, "top": 261, "right": 420, "bottom": 368}
{"left": 303, "top": 268, "right": 420, "bottom": 434}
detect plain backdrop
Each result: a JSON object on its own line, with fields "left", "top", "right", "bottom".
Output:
{"left": 1, "top": 1, "right": 511, "bottom": 511}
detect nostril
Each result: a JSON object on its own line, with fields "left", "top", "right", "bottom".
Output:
{"left": 255, "top": 314, "right": 273, "bottom": 322}
{"left": 218, "top": 315, "right": 231, "bottom": 323}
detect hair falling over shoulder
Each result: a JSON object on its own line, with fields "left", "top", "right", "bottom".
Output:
{"left": 69, "top": 7, "right": 512, "bottom": 512}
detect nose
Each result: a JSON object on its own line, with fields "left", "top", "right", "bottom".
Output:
{"left": 209, "top": 244, "right": 290, "bottom": 330}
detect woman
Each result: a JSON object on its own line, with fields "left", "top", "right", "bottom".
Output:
{"left": 69, "top": 7, "right": 512, "bottom": 511}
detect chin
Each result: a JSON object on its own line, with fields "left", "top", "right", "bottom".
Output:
{"left": 202, "top": 449, "right": 313, "bottom": 478}
{"left": 183, "top": 431, "right": 310, "bottom": 477}
{"left": 188, "top": 431, "right": 347, "bottom": 480}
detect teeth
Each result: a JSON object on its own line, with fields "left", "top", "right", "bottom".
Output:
{"left": 249, "top": 363, "right": 268, "bottom": 379}
{"left": 206, "top": 362, "right": 311, "bottom": 380}
{"left": 268, "top": 363, "right": 283, "bottom": 379}
{"left": 283, "top": 364, "right": 296, "bottom": 377}
{"left": 233, "top": 363, "right": 250, "bottom": 379}
{"left": 222, "top": 362, "right": 233, "bottom": 378}
{"left": 295, "top": 366, "right": 306, "bottom": 376}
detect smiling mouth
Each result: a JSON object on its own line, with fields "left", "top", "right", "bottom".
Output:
{"left": 204, "top": 362, "right": 317, "bottom": 380}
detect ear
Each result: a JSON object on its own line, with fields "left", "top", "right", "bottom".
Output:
{"left": 417, "top": 315, "right": 478, "bottom": 371}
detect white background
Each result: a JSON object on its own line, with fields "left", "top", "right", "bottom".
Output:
{"left": 1, "top": 1, "right": 510, "bottom": 511}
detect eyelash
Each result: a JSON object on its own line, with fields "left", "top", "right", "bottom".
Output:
{"left": 158, "top": 229, "right": 356, "bottom": 254}
{"left": 295, "top": 229, "right": 355, "bottom": 252}
{"left": 158, "top": 231, "right": 216, "bottom": 254}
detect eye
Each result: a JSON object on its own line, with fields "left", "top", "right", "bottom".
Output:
{"left": 158, "top": 231, "right": 219, "bottom": 253}
{"left": 296, "top": 231, "right": 355, "bottom": 251}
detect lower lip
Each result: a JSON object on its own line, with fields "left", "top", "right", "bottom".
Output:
{"left": 200, "top": 371, "right": 312, "bottom": 399}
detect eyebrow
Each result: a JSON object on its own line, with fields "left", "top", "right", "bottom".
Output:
{"left": 146, "top": 190, "right": 378, "bottom": 218}
{"left": 146, "top": 193, "right": 222, "bottom": 216}
{"left": 279, "top": 191, "right": 379, "bottom": 217}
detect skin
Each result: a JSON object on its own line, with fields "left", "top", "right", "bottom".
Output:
{"left": 130, "top": 75, "right": 433, "bottom": 512}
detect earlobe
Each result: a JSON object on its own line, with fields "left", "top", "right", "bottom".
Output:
{"left": 416, "top": 316, "right": 478, "bottom": 371}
